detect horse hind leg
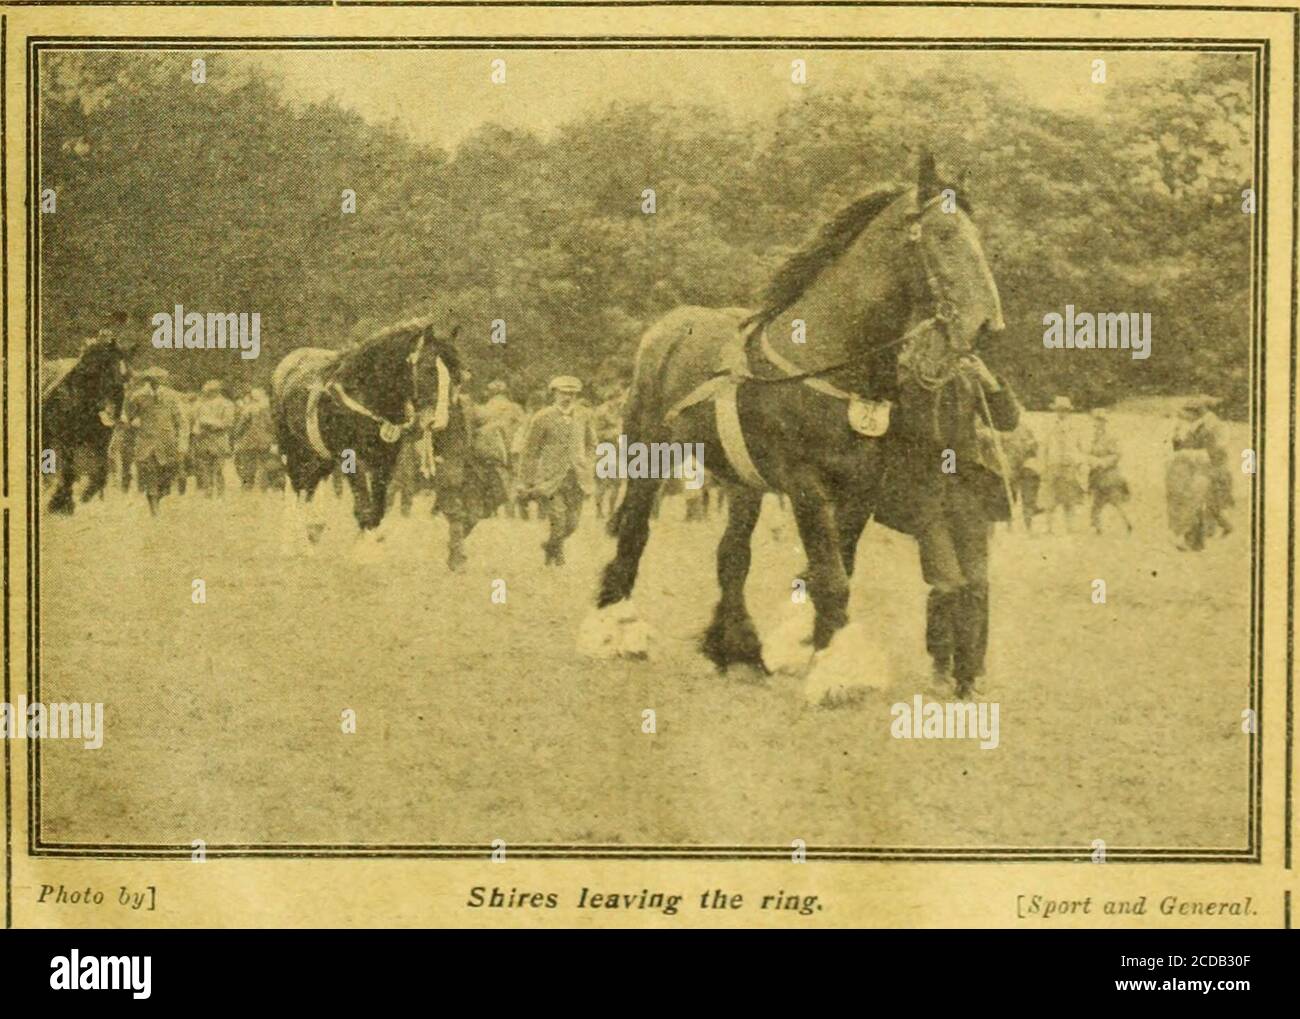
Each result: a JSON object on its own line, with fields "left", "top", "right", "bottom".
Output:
{"left": 578, "top": 476, "right": 660, "bottom": 660}
{"left": 597, "top": 475, "right": 659, "bottom": 608}
{"left": 701, "top": 486, "right": 766, "bottom": 672}
{"left": 48, "top": 451, "right": 76, "bottom": 515}
{"left": 279, "top": 446, "right": 327, "bottom": 556}
{"left": 789, "top": 492, "right": 890, "bottom": 705}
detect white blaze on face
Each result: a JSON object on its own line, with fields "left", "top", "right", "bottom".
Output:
{"left": 922, "top": 207, "right": 1005, "bottom": 346}
{"left": 418, "top": 357, "right": 452, "bottom": 432}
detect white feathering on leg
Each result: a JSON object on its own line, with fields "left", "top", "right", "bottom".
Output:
{"left": 804, "top": 623, "right": 891, "bottom": 706}
{"left": 761, "top": 610, "right": 815, "bottom": 675}
{"left": 577, "top": 600, "right": 653, "bottom": 660}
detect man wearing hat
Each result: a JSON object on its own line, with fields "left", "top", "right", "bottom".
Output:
{"left": 191, "top": 379, "right": 237, "bottom": 496}
{"left": 476, "top": 380, "right": 526, "bottom": 517}
{"left": 126, "top": 367, "right": 188, "bottom": 516}
{"left": 1039, "top": 395, "right": 1086, "bottom": 534}
{"left": 1172, "top": 397, "right": 1234, "bottom": 539}
{"left": 519, "top": 376, "right": 597, "bottom": 566}
{"left": 1087, "top": 409, "right": 1132, "bottom": 535}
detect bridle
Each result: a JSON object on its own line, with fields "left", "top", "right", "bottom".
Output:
{"left": 750, "top": 192, "right": 965, "bottom": 402}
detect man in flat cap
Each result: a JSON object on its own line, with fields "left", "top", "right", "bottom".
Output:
{"left": 519, "top": 376, "right": 597, "bottom": 566}
{"left": 127, "top": 367, "right": 188, "bottom": 516}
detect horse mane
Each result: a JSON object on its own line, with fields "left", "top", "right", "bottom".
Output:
{"left": 336, "top": 314, "right": 463, "bottom": 384}
{"left": 751, "top": 185, "right": 907, "bottom": 327}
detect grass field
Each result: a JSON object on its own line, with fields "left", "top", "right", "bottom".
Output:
{"left": 35, "top": 410, "right": 1252, "bottom": 851}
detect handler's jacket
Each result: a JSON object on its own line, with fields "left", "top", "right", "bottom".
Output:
{"left": 1173, "top": 411, "right": 1233, "bottom": 508}
{"left": 128, "top": 386, "right": 188, "bottom": 466}
{"left": 1041, "top": 418, "right": 1088, "bottom": 490}
{"left": 519, "top": 402, "right": 598, "bottom": 497}
{"left": 877, "top": 371, "right": 1019, "bottom": 533}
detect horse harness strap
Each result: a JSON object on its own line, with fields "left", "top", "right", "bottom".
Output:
{"left": 715, "top": 379, "right": 768, "bottom": 489}
{"left": 305, "top": 384, "right": 333, "bottom": 461}
{"left": 663, "top": 192, "right": 960, "bottom": 489}
{"left": 304, "top": 351, "right": 452, "bottom": 461}
{"left": 326, "top": 380, "right": 416, "bottom": 441}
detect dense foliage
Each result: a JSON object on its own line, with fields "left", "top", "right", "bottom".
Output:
{"left": 39, "top": 52, "right": 1254, "bottom": 413}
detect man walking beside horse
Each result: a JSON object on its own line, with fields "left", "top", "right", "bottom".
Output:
{"left": 879, "top": 353, "right": 1019, "bottom": 698}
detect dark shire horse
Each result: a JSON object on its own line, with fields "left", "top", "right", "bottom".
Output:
{"left": 41, "top": 333, "right": 135, "bottom": 514}
{"left": 582, "top": 154, "right": 1005, "bottom": 704}
{"left": 272, "top": 317, "right": 469, "bottom": 562}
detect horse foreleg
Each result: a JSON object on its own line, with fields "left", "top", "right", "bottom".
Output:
{"left": 596, "top": 478, "right": 659, "bottom": 608}
{"left": 790, "top": 493, "right": 849, "bottom": 651}
{"left": 701, "top": 487, "right": 764, "bottom": 671}
{"left": 834, "top": 491, "right": 875, "bottom": 578}
{"left": 81, "top": 447, "right": 110, "bottom": 503}
{"left": 365, "top": 470, "right": 390, "bottom": 531}
{"left": 344, "top": 467, "right": 371, "bottom": 531}
{"left": 793, "top": 491, "right": 890, "bottom": 704}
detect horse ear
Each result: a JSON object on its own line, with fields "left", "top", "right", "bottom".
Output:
{"left": 917, "top": 150, "right": 939, "bottom": 201}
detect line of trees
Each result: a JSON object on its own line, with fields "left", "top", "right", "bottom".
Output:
{"left": 40, "top": 52, "right": 1253, "bottom": 414}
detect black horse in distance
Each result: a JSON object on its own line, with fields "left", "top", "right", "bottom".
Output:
{"left": 41, "top": 334, "right": 135, "bottom": 514}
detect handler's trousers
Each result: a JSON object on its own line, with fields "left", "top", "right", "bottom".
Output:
{"left": 917, "top": 481, "right": 992, "bottom": 682}
{"left": 543, "top": 471, "right": 586, "bottom": 562}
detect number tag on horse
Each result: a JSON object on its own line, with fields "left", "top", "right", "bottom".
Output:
{"left": 379, "top": 422, "right": 404, "bottom": 444}
{"left": 848, "top": 398, "right": 891, "bottom": 437}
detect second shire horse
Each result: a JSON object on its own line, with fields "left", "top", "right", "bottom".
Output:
{"left": 272, "top": 318, "right": 469, "bottom": 561}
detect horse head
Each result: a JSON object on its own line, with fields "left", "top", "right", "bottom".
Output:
{"left": 410, "top": 323, "right": 463, "bottom": 433}
{"left": 75, "top": 333, "right": 137, "bottom": 422}
{"left": 751, "top": 151, "right": 1003, "bottom": 387}
{"left": 902, "top": 151, "right": 1005, "bottom": 356}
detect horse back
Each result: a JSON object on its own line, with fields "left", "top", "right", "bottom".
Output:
{"left": 272, "top": 348, "right": 341, "bottom": 412}
{"left": 631, "top": 306, "right": 751, "bottom": 416}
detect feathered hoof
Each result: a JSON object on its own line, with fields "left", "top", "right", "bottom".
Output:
{"left": 804, "top": 623, "right": 891, "bottom": 707}
{"left": 577, "top": 601, "right": 653, "bottom": 660}
{"left": 761, "top": 611, "right": 815, "bottom": 675}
